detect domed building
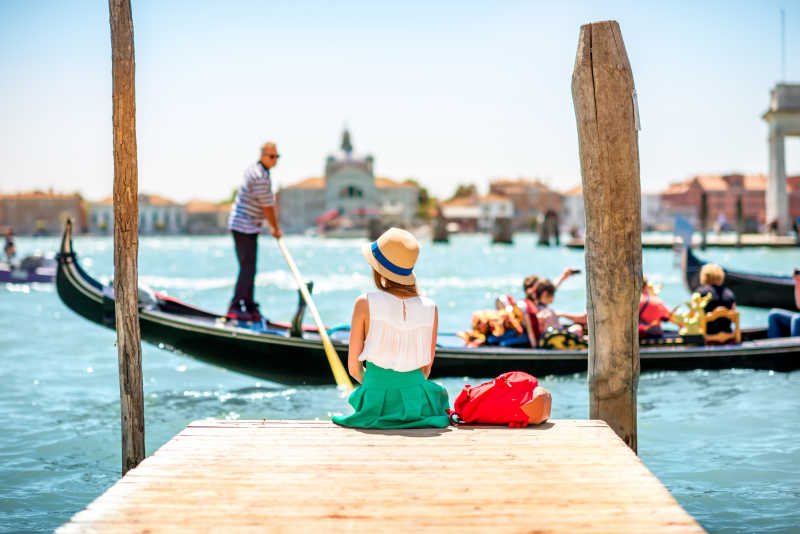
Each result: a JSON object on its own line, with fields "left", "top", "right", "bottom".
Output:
{"left": 278, "top": 130, "right": 419, "bottom": 234}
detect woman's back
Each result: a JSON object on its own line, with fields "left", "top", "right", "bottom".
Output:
{"left": 697, "top": 284, "right": 735, "bottom": 334}
{"left": 360, "top": 291, "right": 436, "bottom": 373}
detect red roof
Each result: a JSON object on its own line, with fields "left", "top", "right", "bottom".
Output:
{"left": 441, "top": 196, "right": 479, "bottom": 207}
{"left": 285, "top": 177, "right": 325, "bottom": 189}
{"left": 661, "top": 173, "right": 771, "bottom": 195}
{"left": 375, "top": 177, "right": 417, "bottom": 189}
{"left": 185, "top": 199, "right": 218, "bottom": 213}
{"left": 0, "top": 190, "right": 82, "bottom": 201}
{"left": 480, "top": 193, "right": 511, "bottom": 203}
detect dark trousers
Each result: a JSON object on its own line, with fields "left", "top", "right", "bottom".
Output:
{"left": 767, "top": 308, "right": 800, "bottom": 338}
{"left": 231, "top": 230, "right": 258, "bottom": 306}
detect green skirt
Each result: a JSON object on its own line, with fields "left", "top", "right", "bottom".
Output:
{"left": 332, "top": 362, "right": 451, "bottom": 429}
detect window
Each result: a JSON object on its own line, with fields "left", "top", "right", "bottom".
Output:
{"left": 339, "top": 186, "right": 363, "bottom": 198}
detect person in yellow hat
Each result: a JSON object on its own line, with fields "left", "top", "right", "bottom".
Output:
{"left": 332, "top": 228, "right": 450, "bottom": 428}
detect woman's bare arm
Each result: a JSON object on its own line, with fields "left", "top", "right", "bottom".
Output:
{"left": 421, "top": 306, "right": 438, "bottom": 379}
{"left": 522, "top": 312, "right": 537, "bottom": 348}
{"left": 347, "top": 296, "right": 369, "bottom": 384}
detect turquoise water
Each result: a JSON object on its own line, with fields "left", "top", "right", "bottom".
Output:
{"left": 1, "top": 234, "right": 799, "bottom": 533}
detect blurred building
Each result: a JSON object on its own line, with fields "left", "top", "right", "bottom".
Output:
{"left": 0, "top": 190, "right": 87, "bottom": 235}
{"left": 489, "top": 178, "right": 563, "bottom": 231}
{"left": 277, "top": 130, "right": 419, "bottom": 233}
{"left": 439, "top": 194, "right": 513, "bottom": 233}
{"left": 478, "top": 193, "right": 513, "bottom": 232}
{"left": 561, "top": 185, "right": 584, "bottom": 236}
{"left": 440, "top": 196, "right": 480, "bottom": 233}
{"left": 641, "top": 193, "right": 673, "bottom": 231}
{"left": 89, "top": 194, "right": 186, "bottom": 234}
{"left": 659, "top": 174, "right": 774, "bottom": 232}
{"left": 185, "top": 200, "right": 231, "bottom": 234}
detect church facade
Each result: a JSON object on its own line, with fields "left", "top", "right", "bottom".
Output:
{"left": 278, "top": 131, "right": 419, "bottom": 234}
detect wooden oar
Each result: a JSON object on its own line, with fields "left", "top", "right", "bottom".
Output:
{"left": 276, "top": 238, "right": 354, "bottom": 392}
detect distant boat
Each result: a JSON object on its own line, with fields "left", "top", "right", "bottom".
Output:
{"left": 55, "top": 220, "right": 800, "bottom": 384}
{"left": 0, "top": 255, "right": 56, "bottom": 284}
{"left": 681, "top": 246, "right": 797, "bottom": 311}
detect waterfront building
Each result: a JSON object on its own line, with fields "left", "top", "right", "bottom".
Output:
{"left": 439, "top": 193, "right": 513, "bottom": 233}
{"left": 658, "top": 173, "right": 800, "bottom": 232}
{"left": 185, "top": 200, "right": 231, "bottom": 234}
{"left": 478, "top": 193, "right": 513, "bottom": 232}
{"left": 89, "top": 194, "right": 186, "bottom": 234}
{"left": 641, "top": 193, "right": 674, "bottom": 231}
{"left": 561, "top": 185, "right": 584, "bottom": 235}
{"left": 489, "top": 178, "right": 563, "bottom": 231}
{"left": 277, "top": 130, "right": 419, "bottom": 234}
{"left": 0, "top": 190, "right": 87, "bottom": 235}
{"left": 440, "top": 196, "right": 480, "bottom": 233}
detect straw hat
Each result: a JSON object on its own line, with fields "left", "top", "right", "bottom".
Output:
{"left": 361, "top": 227, "right": 419, "bottom": 285}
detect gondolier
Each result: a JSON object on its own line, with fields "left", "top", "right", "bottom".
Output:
{"left": 227, "top": 142, "right": 283, "bottom": 322}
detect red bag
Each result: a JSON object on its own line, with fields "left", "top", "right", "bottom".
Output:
{"left": 447, "top": 371, "right": 549, "bottom": 428}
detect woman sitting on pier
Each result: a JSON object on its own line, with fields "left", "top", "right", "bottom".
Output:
{"left": 332, "top": 228, "right": 450, "bottom": 429}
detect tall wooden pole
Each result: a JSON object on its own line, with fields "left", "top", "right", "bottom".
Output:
{"left": 700, "top": 191, "right": 708, "bottom": 250}
{"left": 736, "top": 195, "right": 743, "bottom": 248}
{"left": 572, "top": 21, "right": 641, "bottom": 452}
{"left": 109, "top": 0, "right": 144, "bottom": 475}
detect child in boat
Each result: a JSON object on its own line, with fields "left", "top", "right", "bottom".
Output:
{"left": 534, "top": 279, "right": 587, "bottom": 336}
{"left": 332, "top": 228, "right": 450, "bottom": 429}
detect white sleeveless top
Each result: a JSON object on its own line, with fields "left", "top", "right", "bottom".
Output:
{"left": 358, "top": 291, "right": 436, "bottom": 373}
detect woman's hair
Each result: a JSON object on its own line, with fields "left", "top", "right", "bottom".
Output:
{"left": 534, "top": 279, "right": 556, "bottom": 300}
{"left": 699, "top": 263, "right": 725, "bottom": 286}
{"left": 373, "top": 270, "right": 419, "bottom": 297}
{"left": 523, "top": 275, "right": 539, "bottom": 293}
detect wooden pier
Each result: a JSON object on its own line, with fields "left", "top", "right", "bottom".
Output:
{"left": 57, "top": 420, "right": 704, "bottom": 533}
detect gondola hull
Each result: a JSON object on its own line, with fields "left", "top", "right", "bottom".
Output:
{"left": 56, "top": 221, "right": 800, "bottom": 385}
{"left": 682, "top": 246, "right": 797, "bottom": 311}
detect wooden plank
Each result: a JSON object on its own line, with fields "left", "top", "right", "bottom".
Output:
{"left": 57, "top": 420, "right": 705, "bottom": 533}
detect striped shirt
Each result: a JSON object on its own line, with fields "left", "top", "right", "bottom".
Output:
{"left": 228, "top": 162, "right": 275, "bottom": 234}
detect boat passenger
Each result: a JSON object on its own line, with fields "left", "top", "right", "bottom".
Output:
{"left": 4, "top": 228, "right": 15, "bottom": 261}
{"left": 534, "top": 279, "right": 587, "bottom": 337}
{"left": 518, "top": 276, "right": 542, "bottom": 346}
{"left": 695, "top": 263, "right": 736, "bottom": 335}
{"left": 226, "top": 142, "right": 283, "bottom": 322}
{"left": 639, "top": 275, "right": 672, "bottom": 339}
{"left": 767, "top": 268, "right": 800, "bottom": 338}
{"left": 332, "top": 228, "right": 450, "bottom": 429}
{"left": 518, "top": 268, "right": 580, "bottom": 345}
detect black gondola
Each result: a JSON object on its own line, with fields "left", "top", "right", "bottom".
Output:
{"left": 681, "top": 246, "right": 797, "bottom": 311}
{"left": 56, "top": 221, "right": 800, "bottom": 385}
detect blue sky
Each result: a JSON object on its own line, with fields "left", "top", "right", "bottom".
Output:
{"left": 0, "top": 0, "right": 798, "bottom": 202}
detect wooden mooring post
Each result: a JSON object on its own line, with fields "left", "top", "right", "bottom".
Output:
{"left": 572, "top": 21, "right": 642, "bottom": 452}
{"left": 109, "top": 0, "right": 145, "bottom": 474}
{"left": 736, "top": 195, "right": 743, "bottom": 248}
{"left": 700, "top": 191, "right": 708, "bottom": 250}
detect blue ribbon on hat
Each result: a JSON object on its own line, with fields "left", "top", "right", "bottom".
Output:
{"left": 371, "top": 241, "right": 413, "bottom": 276}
